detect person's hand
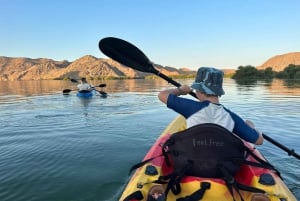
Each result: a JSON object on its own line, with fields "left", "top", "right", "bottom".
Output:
{"left": 245, "top": 120, "right": 255, "bottom": 128}
{"left": 246, "top": 120, "right": 263, "bottom": 145}
{"left": 178, "top": 85, "right": 192, "bottom": 95}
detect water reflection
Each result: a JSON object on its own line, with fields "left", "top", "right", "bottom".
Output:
{"left": 234, "top": 79, "right": 258, "bottom": 86}
{"left": 282, "top": 79, "right": 300, "bottom": 88}
{"left": 78, "top": 97, "right": 93, "bottom": 107}
{"left": 233, "top": 79, "right": 300, "bottom": 96}
{"left": 0, "top": 78, "right": 299, "bottom": 98}
{"left": 0, "top": 78, "right": 299, "bottom": 201}
{"left": 0, "top": 80, "right": 71, "bottom": 96}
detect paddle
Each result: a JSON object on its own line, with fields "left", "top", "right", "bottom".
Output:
{"left": 97, "top": 89, "right": 108, "bottom": 98}
{"left": 62, "top": 82, "right": 107, "bottom": 95}
{"left": 98, "top": 37, "right": 300, "bottom": 160}
{"left": 98, "top": 37, "right": 197, "bottom": 98}
{"left": 262, "top": 134, "right": 300, "bottom": 159}
{"left": 62, "top": 78, "right": 78, "bottom": 94}
{"left": 69, "top": 78, "right": 78, "bottom": 83}
{"left": 92, "top": 84, "right": 108, "bottom": 97}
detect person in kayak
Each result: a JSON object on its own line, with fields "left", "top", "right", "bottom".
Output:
{"left": 158, "top": 67, "right": 264, "bottom": 145}
{"left": 77, "top": 77, "right": 94, "bottom": 91}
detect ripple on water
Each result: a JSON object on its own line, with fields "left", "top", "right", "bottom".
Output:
{"left": 0, "top": 81, "right": 299, "bottom": 201}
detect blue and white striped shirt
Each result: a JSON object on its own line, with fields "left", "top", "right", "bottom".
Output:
{"left": 167, "top": 94, "right": 259, "bottom": 143}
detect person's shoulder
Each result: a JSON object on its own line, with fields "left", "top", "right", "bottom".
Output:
{"left": 169, "top": 94, "right": 196, "bottom": 102}
{"left": 222, "top": 105, "right": 234, "bottom": 113}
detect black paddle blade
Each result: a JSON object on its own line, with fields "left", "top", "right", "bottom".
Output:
{"left": 70, "top": 78, "right": 78, "bottom": 83}
{"left": 63, "top": 89, "right": 72, "bottom": 94}
{"left": 99, "top": 37, "right": 158, "bottom": 74}
{"left": 99, "top": 91, "right": 108, "bottom": 98}
{"left": 98, "top": 84, "right": 106, "bottom": 88}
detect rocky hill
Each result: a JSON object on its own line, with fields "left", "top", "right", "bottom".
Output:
{"left": 257, "top": 52, "right": 300, "bottom": 71}
{"left": 0, "top": 55, "right": 195, "bottom": 81}
{"left": 2, "top": 51, "right": 300, "bottom": 81}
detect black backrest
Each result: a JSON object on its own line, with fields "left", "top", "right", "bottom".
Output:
{"left": 164, "top": 123, "right": 246, "bottom": 178}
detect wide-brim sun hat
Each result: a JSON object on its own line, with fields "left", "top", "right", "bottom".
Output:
{"left": 191, "top": 67, "right": 225, "bottom": 96}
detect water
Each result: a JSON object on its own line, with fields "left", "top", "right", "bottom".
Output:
{"left": 0, "top": 79, "right": 299, "bottom": 201}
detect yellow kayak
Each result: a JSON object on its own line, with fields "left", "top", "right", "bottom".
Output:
{"left": 119, "top": 115, "right": 297, "bottom": 201}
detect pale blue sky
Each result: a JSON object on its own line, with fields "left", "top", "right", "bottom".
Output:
{"left": 1, "top": 0, "right": 300, "bottom": 70}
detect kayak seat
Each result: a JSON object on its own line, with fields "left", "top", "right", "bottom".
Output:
{"left": 128, "top": 123, "right": 278, "bottom": 201}
{"left": 162, "top": 123, "right": 246, "bottom": 178}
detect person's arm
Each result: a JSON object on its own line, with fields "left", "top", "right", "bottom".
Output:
{"left": 88, "top": 84, "right": 94, "bottom": 91}
{"left": 226, "top": 109, "right": 264, "bottom": 145}
{"left": 245, "top": 120, "right": 264, "bottom": 145}
{"left": 158, "top": 85, "right": 192, "bottom": 104}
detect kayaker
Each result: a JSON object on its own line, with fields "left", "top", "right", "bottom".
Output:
{"left": 158, "top": 67, "right": 264, "bottom": 145}
{"left": 77, "top": 77, "right": 93, "bottom": 91}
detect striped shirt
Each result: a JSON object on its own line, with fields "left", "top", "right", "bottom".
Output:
{"left": 167, "top": 94, "right": 259, "bottom": 143}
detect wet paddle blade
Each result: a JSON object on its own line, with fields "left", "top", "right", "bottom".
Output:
{"left": 98, "top": 84, "right": 106, "bottom": 88}
{"left": 63, "top": 89, "right": 72, "bottom": 94}
{"left": 99, "top": 91, "right": 108, "bottom": 98}
{"left": 70, "top": 78, "right": 78, "bottom": 83}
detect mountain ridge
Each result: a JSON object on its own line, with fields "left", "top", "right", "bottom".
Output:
{"left": 0, "top": 55, "right": 195, "bottom": 81}
{"left": 1, "top": 51, "right": 300, "bottom": 81}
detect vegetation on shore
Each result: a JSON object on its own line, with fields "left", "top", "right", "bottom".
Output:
{"left": 232, "top": 64, "right": 300, "bottom": 80}
{"left": 60, "top": 64, "right": 300, "bottom": 82}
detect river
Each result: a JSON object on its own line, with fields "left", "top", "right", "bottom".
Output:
{"left": 0, "top": 78, "right": 299, "bottom": 201}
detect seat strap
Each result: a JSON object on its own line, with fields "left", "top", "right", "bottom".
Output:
{"left": 219, "top": 165, "right": 244, "bottom": 201}
{"left": 219, "top": 165, "right": 267, "bottom": 201}
{"left": 245, "top": 147, "right": 281, "bottom": 176}
{"left": 176, "top": 182, "right": 211, "bottom": 201}
{"left": 164, "top": 160, "right": 194, "bottom": 197}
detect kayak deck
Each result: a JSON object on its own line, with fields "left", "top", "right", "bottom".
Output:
{"left": 76, "top": 89, "right": 107, "bottom": 98}
{"left": 76, "top": 90, "right": 94, "bottom": 98}
{"left": 119, "top": 115, "right": 297, "bottom": 201}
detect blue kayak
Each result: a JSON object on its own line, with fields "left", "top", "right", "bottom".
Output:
{"left": 76, "top": 90, "right": 94, "bottom": 98}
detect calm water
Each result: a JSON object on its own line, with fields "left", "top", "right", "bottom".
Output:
{"left": 0, "top": 79, "right": 299, "bottom": 201}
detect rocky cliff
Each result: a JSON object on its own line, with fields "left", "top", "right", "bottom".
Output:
{"left": 257, "top": 52, "right": 300, "bottom": 71}
{"left": 0, "top": 55, "right": 194, "bottom": 81}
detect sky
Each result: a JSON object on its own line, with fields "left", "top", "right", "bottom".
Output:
{"left": 1, "top": 0, "right": 300, "bottom": 70}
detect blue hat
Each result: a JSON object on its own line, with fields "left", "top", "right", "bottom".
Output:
{"left": 191, "top": 67, "right": 225, "bottom": 96}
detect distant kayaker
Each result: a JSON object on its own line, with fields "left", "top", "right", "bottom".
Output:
{"left": 77, "top": 77, "right": 93, "bottom": 91}
{"left": 158, "top": 67, "right": 264, "bottom": 145}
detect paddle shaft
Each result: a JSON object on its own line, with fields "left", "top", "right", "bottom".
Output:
{"left": 63, "top": 84, "right": 106, "bottom": 94}
{"left": 154, "top": 69, "right": 197, "bottom": 98}
{"left": 159, "top": 68, "right": 299, "bottom": 158}
{"left": 99, "top": 37, "right": 299, "bottom": 160}
{"left": 156, "top": 68, "right": 299, "bottom": 158}
{"left": 161, "top": 74, "right": 299, "bottom": 159}
{"left": 158, "top": 67, "right": 299, "bottom": 158}
{"left": 263, "top": 133, "right": 300, "bottom": 159}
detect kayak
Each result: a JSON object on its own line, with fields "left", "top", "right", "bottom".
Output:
{"left": 76, "top": 90, "right": 94, "bottom": 98}
{"left": 119, "top": 115, "right": 297, "bottom": 201}
{"left": 76, "top": 89, "right": 108, "bottom": 98}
